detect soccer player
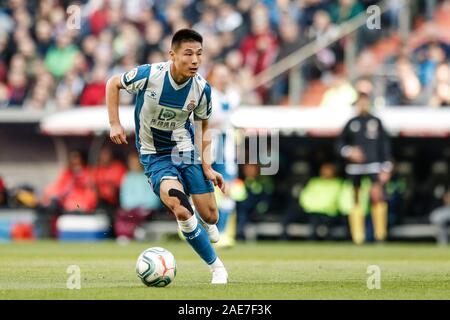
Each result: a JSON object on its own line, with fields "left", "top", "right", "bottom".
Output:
{"left": 337, "top": 92, "right": 392, "bottom": 244}
{"left": 106, "top": 29, "right": 228, "bottom": 284}
{"left": 207, "top": 63, "right": 240, "bottom": 247}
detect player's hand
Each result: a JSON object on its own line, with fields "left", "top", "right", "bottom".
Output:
{"left": 204, "top": 168, "right": 226, "bottom": 193}
{"left": 347, "top": 147, "right": 365, "bottom": 163}
{"left": 110, "top": 123, "right": 128, "bottom": 145}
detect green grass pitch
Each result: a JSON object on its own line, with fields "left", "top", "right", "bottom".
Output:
{"left": 0, "top": 241, "right": 449, "bottom": 300}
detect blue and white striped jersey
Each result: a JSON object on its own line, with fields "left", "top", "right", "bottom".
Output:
{"left": 121, "top": 61, "right": 212, "bottom": 154}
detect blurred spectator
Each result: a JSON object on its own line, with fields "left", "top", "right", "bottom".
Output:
{"left": 120, "top": 152, "right": 161, "bottom": 211}
{"left": 320, "top": 73, "right": 358, "bottom": 108}
{"left": 41, "top": 150, "right": 97, "bottom": 214}
{"left": 299, "top": 163, "right": 343, "bottom": 240}
{"left": 79, "top": 66, "right": 108, "bottom": 106}
{"left": 385, "top": 57, "right": 422, "bottom": 106}
{"left": 141, "top": 20, "right": 165, "bottom": 64}
{"left": 0, "top": 0, "right": 447, "bottom": 108}
{"left": 92, "top": 146, "right": 127, "bottom": 210}
{"left": 428, "top": 62, "right": 450, "bottom": 107}
{"left": 235, "top": 163, "right": 274, "bottom": 241}
{"left": 37, "top": 150, "right": 97, "bottom": 238}
{"left": 193, "top": 9, "right": 218, "bottom": 36}
{"left": 328, "top": 0, "right": 364, "bottom": 24}
{"left": 216, "top": 3, "right": 243, "bottom": 33}
{"left": 240, "top": 3, "right": 279, "bottom": 101}
{"left": 115, "top": 152, "right": 161, "bottom": 240}
{"left": 44, "top": 31, "right": 79, "bottom": 78}
{"left": 417, "top": 42, "right": 446, "bottom": 88}
{"left": 299, "top": 0, "right": 330, "bottom": 29}
{"left": 55, "top": 70, "right": 85, "bottom": 109}
{"left": 6, "top": 69, "right": 29, "bottom": 107}
{"left": 270, "top": 18, "right": 305, "bottom": 104}
{"left": 34, "top": 19, "right": 54, "bottom": 57}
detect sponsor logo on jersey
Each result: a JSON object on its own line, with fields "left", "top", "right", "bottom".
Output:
{"left": 150, "top": 119, "right": 176, "bottom": 129}
{"left": 125, "top": 68, "right": 138, "bottom": 82}
{"left": 158, "top": 108, "right": 177, "bottom": 121}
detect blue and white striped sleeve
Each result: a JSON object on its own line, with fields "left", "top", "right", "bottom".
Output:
{"left": 120, "top": 64, "right": 151, "bottom": 94}
{"left": 194, "top": 82, "right": 212, "bottom": 120}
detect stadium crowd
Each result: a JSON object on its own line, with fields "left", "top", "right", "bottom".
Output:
{"left": 0, "top": 0, "right": 449, "bottom": 109}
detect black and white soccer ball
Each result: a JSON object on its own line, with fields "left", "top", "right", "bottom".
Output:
{"left": 136, "top": 247, "right": 177, "bottom": 287}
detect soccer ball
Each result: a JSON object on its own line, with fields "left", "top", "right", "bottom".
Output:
{"left": 136, "top": 247, "right": 177, "bottom": 287}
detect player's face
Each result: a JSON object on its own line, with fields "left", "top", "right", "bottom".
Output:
{"left": 170, "top": 41, "right": 203, "bottom": 80}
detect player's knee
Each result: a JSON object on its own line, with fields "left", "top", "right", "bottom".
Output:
{"left": 172, "top": 203, "right": 192, "bottom": 221}
{"left": 166, "top": 188, "right": 195, "bottom": 220}
{"left": 203, "top": 206, "right": 219, "bottom": 224}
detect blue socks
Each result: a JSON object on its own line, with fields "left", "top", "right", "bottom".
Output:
{"left": 178, "top": 215, "right": 217, "bottom": 265}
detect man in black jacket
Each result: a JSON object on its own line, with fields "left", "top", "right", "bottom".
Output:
{"left": 337, "top": 92, "right": 392, "bottom": 244}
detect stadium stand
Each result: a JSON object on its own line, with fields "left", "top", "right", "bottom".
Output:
{"left": 1, "top": 0, "right": 450, "bottom": 243}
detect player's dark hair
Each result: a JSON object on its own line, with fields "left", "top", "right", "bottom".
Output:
{"left": 171, "top": 29, "right": 203, "bottom": 49}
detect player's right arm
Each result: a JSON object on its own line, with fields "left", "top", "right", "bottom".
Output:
{"left": 106, "top": 74, "right": 128, "bottom": 145}
{"left": 107, "top": 64, "right": 152, "bottom": 145}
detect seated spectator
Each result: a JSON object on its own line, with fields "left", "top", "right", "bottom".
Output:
{"left": 37, "top": 150, "right": 97, "bottom": 238}
{"left": 92, "top": 147, "right": 126, "bottom": 211}
{"left": 234, "top": 163, "right": 274, "bottom": 241}
{"left": 299, "top": 163, "right": 343, "bottom": 240}
{"left": 119, "top": 153, "right": 161, "bottom": 211}
{"left": 115, "top": 153, "right": 162, "bottom": 239}
{"left": 41, "top": 150, "right": 97, "bottom": 214}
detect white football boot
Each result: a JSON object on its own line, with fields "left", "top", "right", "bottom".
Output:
{"left": 210, "top": 258, "right": 228, "bottom": 284}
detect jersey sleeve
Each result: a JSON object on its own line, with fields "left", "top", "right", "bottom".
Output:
{"left": 120, "top": 64, "right": 151, "bottom": 94}
{"left": 194, "top": 82, "right": 212, "bottom": 120}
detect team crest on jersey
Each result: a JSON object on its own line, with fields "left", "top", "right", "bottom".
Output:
{"left": 125, "top": 68, "right": 138, "bottom": 82}
{"left": 185, "top": 99, "right": 196, "bottom": 112}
